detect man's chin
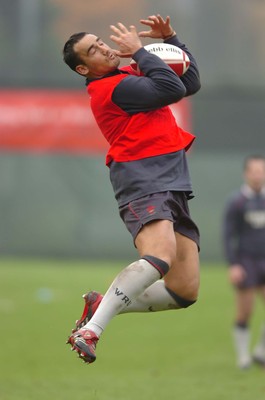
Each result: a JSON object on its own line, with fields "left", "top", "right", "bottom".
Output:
{"left": 108, "top": 59, "right": 120, "bottom": 71}
{"left": 113, "top": 57, "right": 120, "bottom": 68}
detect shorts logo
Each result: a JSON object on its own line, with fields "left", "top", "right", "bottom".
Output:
{"left": 147, "top": 205, "right": 156, "bottom": 215}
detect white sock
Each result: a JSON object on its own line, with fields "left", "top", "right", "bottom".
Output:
{"left": 233, "top": 325, "right": 251, "bottom": 368}
{"left": 84, "top": 259, "right": 161, "bottom": 337}
{"left": 119, "top": 280, "right": 179, "bottom": 313}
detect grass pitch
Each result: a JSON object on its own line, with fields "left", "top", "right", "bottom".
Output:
{"left": 0, "top": 258, "right": 265, "bottom": 400}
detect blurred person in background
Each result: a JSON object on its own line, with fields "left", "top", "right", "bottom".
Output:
{"left": 223, "top": 155, "right": 265, "bottom": 369}
{"left": 62, "top": 14, "right": 201, "bottom": 364}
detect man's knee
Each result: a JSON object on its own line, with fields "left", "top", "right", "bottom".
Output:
{"left": 166, "top": 286, "right": 197, "bottom": 309}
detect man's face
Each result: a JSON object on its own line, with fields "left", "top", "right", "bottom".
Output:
{"left": 244, "top": 159, "right": 265, "bottom": 192}
{"left": 74, "top": 34, "right": 120, "bottom": 78}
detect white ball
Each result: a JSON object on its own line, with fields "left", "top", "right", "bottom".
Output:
{"left": 130, "top": 43, "right": 190, "bottom": 76}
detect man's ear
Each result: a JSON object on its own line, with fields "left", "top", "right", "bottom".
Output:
{"left": 76, "top": 64, "right": 89, "bottom": 76}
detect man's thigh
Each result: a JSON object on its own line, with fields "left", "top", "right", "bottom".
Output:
{"left": 135, "top": 219, "right": 177, "bottom": 266}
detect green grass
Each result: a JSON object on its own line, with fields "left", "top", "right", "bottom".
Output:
{"left": 0, "top": 258, "right": 265, "bottom": 400}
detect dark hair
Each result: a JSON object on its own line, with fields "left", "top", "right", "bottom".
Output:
{"left": 244, "top": 154, "right": 265, "bottom": 170}
{"left": 63, "top": 32, "right": 88, "bottom": 72}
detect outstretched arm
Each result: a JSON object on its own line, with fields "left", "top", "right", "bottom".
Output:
{"left": 138, "top": 14, "right": 201, "bottom": 96}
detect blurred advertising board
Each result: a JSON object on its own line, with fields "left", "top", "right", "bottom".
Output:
{"left": 0, "top": 90, "right": 191, "bottom": 154}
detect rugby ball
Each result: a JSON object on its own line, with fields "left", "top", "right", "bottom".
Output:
{"left": 130, "top": 43, "right": 190, "bottom": 76}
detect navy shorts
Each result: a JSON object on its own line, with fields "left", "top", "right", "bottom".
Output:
{"left": 119, "top": 191, "right": 200, "bottom": 248}
{"left": 237, "top": 256, "right": 265, "bottom": 289}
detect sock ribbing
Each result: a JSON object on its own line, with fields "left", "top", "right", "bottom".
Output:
{"left": 142, "top": 255, "right": 169, "bottom": 277}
